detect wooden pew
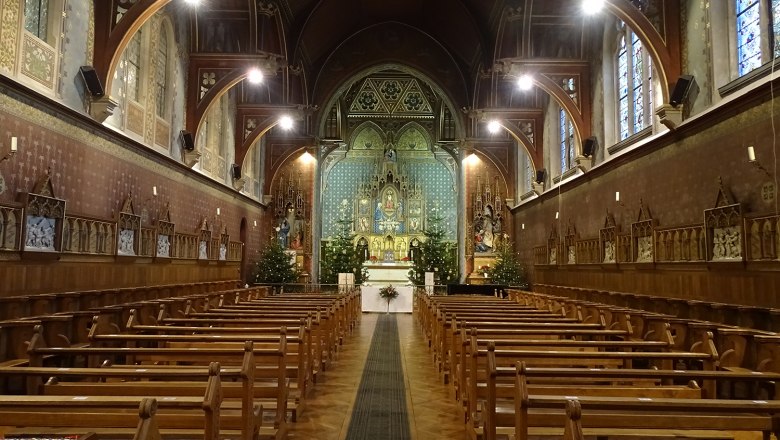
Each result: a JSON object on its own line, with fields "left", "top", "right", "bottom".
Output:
{"left": 480, "top": 358, "right": 780, "bottom": 440}
{"left": 28, "top": 326, "right": 285, "bottom": 439}
{"left": 0, "top": 364, "right": 225, "bottom": 440}
{"left": 126, "top": 309, "right": 314, "bottom": 405}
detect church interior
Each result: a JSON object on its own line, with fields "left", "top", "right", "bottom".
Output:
{"left": 2, "top": 0, "right": 780, "bottom": 438}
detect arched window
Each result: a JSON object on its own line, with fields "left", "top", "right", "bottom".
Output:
{"left": 737, "top": 0, "right": 763, "bottom": 75}
{"left": 125, "top": 31, "right": 143, "bottom": 103}
{"left": 154, "top": 25, "right": 169, "bottom": 118}
{"left": 559, "top": 108, "right": 575, "bottom": 173}
{"left": 616, "top": 23, "right": 654, "bottom": 141}
{"left": 23, "top": 0, "right": 49, "bottom": 41}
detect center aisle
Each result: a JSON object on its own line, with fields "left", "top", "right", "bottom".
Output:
{"left": 287, "top": 312, "right": 466, "bottom": 440}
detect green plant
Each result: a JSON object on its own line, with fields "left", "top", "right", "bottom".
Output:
{"left": 408, "top": 211, "right": 459, "bottom": 286}
{"left": 251, "top": 239, "right": 300, "bottom": 284}
{"left": 319, "top": 214, "right": 368, "bottom": 285}
{"left": 488, "top": 238, "right": 529, "bottom": 288}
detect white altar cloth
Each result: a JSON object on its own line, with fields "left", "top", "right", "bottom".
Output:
{"left": 361, "top": 285, "right": 413, "bottom": 313}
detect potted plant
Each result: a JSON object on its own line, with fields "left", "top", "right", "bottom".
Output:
{"left": 378, "top": 284, "right": 399, "bottom": 313}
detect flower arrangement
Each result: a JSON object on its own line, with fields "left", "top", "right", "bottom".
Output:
{"left": 401, "top": 256, "right": 410, "bottom": 261}
{"left": 369, "top": 255, "right": 378, "bottom": 262}
{"left": 378, "top": 284, "right": 399, "bottom": 313}
{"left": 479, "top": 265, "right": 491, "bottom": 276}
{"left": 378, "top": 284, "right": 399, "bottom": 300}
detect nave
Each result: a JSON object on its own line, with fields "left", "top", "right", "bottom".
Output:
{"left": 287, "top": 313, "right": 466, "bottom": 440}
{"left": 2, "top": 285, "right": 780, "bottom": 440}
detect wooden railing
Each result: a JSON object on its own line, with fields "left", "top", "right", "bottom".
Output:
{"left": 0, "top": 203, "right": 23, "bottom": 251}
{"left": 654, "top": 224, "right": 706, "bottom": 262}
{"left": 616, "top": 234, "right": 632, "bottom": 263}
{"left": 173, "top": 233, "right": 199, "bottom": 260}
{"left": 745, "top": 214, "right": 779, "bottom": 261}
{"left": 533, "top": 245, "right": 547, "bottom": 265}
{"left": 139, "top": 228, "right": 156, "bottom": 257}
{"left": 228, "top": 241, "right": 243, "bottom": 261}
{"left": 574, "top": 238, "right": 599, "bottom": 264}
{"left": 61, "top": 214, "right": 116, "bottom": 255}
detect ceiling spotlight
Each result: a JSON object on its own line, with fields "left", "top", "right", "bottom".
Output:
{"left": 183, "top": 0, "right": 201, "bottom": 5}
{"left": 466, "top": 153, "right": 480, "bottom": 165}
{"left": 582, "top": 0, "right": 605, "bottom": 15}
{"left": 487, "top": 120, "right": 502, "bottom": 134}
{"left": 278, "top": 115, "right": 294, "bottom": 130}
{"left": 517, "top": 74, "right": 534, "bottom": 91}
{"left": 247, "top": 68, "right": 263, "bottom": 84}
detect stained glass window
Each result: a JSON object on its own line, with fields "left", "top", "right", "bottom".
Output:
{"left": 737, "top": 0, "right": 762, "bottom": 76}
{"left": 559, "top": 108, "right": 575, "bottom": 173}
{"left": 616, "top": 23, "right": 653, "bottom": 141}
{"left": 126, "top": 31, "right": 142, "bottom": 103}
{"left": 155, "top": 27, "right": 169, "bottom": 118}
{"left": 24, "top": 0, "right": 49, "bottom": 41}
{"left": 772, "top": 0, "right": 780, "bottom": 58}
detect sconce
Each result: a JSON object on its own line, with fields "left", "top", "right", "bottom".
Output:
{"left": 1, "top": 137, "right": 18, "bottom": 163}
{"left": 748, "top": 146, "right": 772, "bottom": 177}
{"left": 615, "top": 191, "right": 625, "bottom": 207}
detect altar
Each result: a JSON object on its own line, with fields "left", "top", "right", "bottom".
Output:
{"left": 364, "top": 261, "right": 412, "bottom": 284}
{"left": 361, "top": 285, "right": 414, "bottom": 313}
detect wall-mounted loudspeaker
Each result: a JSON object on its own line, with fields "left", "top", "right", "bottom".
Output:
{"left": 582, "top": 136, "right": 598, "bottom": 157}
{"left": 231, "top": 164, "right": 242, "bottom": 179}
{"left": 79, "top": 66, "right": 104, "bottom": 97}
{"left": 180, "top": 130, "right": 195, "bottom": 152}
{"left": 535, "top": 169, "right": 546, "bottom": 184}
{"left": 670, "top": 75, "right": 696, "bottom": 107}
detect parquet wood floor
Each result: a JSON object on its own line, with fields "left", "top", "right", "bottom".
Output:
{"left": 287, "top": 313, "right": 467, "bottom": 440}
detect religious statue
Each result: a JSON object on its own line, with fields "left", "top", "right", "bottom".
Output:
{"left": 385, "top": 191, "right": 396, "bottom": 210}
{"left": 385, "top": 147, "right": 397, "bottom": 162}
{"left": 278, "top": 219, "right": 290, "bottom": 248}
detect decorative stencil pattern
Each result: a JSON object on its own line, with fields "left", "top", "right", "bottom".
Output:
{"left": 322, "top": 155, "right": 456, "bottom": 239}
{"left": 348, "top": 77, "right": 433, "bottom": 117}
{"left": 0, "top": 0, "right": 21, "bottom": 73}
{"left": 21, "top": 33, "right": 55, "bottom": 89}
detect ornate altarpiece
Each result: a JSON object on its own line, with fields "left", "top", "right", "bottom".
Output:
{"left": 117, "top": 195, "right": 140, "bottom": 256}
{"left": 353, "top": 151, "right": 425, "bottom": 261}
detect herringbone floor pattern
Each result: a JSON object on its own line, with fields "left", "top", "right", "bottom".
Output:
{"left": 287, "top": 313, "right": 466, "bottom": 440}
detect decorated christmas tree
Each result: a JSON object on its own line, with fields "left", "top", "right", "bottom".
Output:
{"left": 319, "top": 214, "right": 368, "bottom": 285}
{"left": 251, "top": 238, "right": 300, "bottom": 284}
{"left": 408, "top": 211, "right": 459, "bottom": 286}
{"left": 488, "top": 237, "right": 529, "bottom": 288}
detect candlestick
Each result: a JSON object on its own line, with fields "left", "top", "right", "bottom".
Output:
{"left": 152, "top": 186, "right": 157, "bottom": 197}
{"left": 216, "top": 207, "right": 221, "bottom": 216}
{"left": 555, "top": 211, "right": 559, "bottom": 219}
{"left": 10, "top": 137, "right": 17, "bottom": 152}
{"left": 615, "top": 191, "right": 620, "bottom": 202}
{"left": 748, "top": 146, "right": 756, "bottom": 162}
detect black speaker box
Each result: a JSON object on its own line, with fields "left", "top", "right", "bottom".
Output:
{"left": 535, "top": 169, "right": 546, "bottom": 184}
{"left": 670, "top": 75, "right": 696, "bottom": 107}
{"left": 582, "top": 136, "right": 598, "bottom": 157}
{"left": 231, "top": 164, "right": 242, "bottom": 179}
{"left": 180, "top": 130, "right": 195, "bottom": 151}
{"left": 79, "top": 66, "right": 104, "bottom": 97}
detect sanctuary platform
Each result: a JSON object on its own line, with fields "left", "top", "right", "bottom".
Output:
{"left": 361, "top": 285, "right": 414, "bottom": 313}
{"left": 364, "top": 261, "right": 412, "bottom": 284}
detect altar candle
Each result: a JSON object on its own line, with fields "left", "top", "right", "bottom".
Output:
{"left": 521, "top": 223, "right": 525, "bottom": 230}
{"left": 216, "top": 207, "right": 221, "bottom": 216}
{"left": 555, "top": 211, "right": 559, "bottom": 219}
{"left": 10, "top": 137, "right": 17, "bottom": 152}
{"left": 615, "top": 191, "right": 620, "bottom": 202}
{"left": 152, "top": 186, "right": 158, "bottom": 197}
{"left": 748, "top": 146, "right": 756, "bottom": 162}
